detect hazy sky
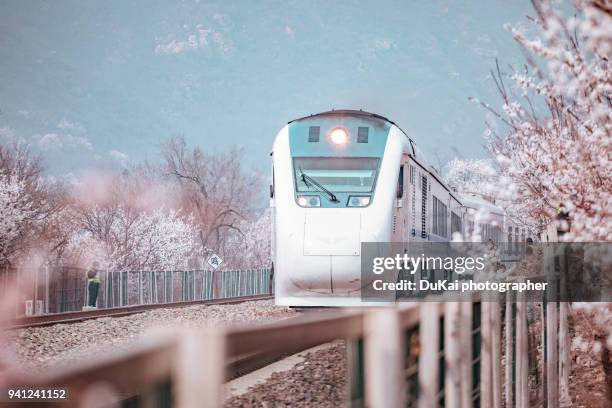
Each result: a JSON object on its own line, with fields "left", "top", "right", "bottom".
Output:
{"left": 0, "top": 0, "right": 532, "bottom": 175}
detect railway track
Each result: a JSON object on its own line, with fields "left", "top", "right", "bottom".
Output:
{"left": 3, "top": 294, "right": 273, "bottom": 330}
{"left": 229, "top": 349, "right": 296, "bottom": 380}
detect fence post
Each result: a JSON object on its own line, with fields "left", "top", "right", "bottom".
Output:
{"left": 170, "top": 271, "right": 174, "bottom": 302}
{"left": 505, "top": 292, "right": 514, "bottom": 408}
{"left": 516, "top": 289, "right": 529, "bottom": 408}
{"left": 175, "top": 329, "right": 226, "bottom": 408}
{"left": 545, "top": 245, "right": 559, "bottom": 408}
{"left": 165, "top": 271, "right": 169, "bottom": 303}
{"left": 119, "top": 271, "right": 123, "bottom": 307}
{"left": 84, "top": 276, "right": 89, "bottom": 309}
{"left": 106, "top": 271, "right": 110, "bottom": 308}
{"left": 546, "top": 299, "right": 559, "bottom": 408}
{"left": 444, "top": 302, "right": 462, "bottom": 408}
{"left": 212, "top": 270, "right": 220, "bottom": 299}
{"left": 365, "top": 308, "right": 403, "bottom": 408}
{"left": 151, "top": 271, "right": 155, "bottom": 303}
{"left": 181, "top": 271, "right": 185, "bottom": 301}
{"left": 540, "top": 299, "right": 547, "bottom": 405}
{"left": 460, "top": 301, "right": 473, "bottom": 408}
{"left": 559, "top": 300, "right": 570, "bottom": 402}
{"left": 45, "top": 265, "right": 50, "bottom": 313}
{"left": 347, "top": 337, "right": 365, "bottom": 406}
{"left": 234, "top": 270, "right": 238, "bottom": 296}
{"left": 491, "top": 301, "right": 502, "bottom": 408}
{"left": 558, "top": 245, "right": 571, "bottom": 406}
{"left": 418, "top": 302, "right": 439, "bottom": 408}
{"left": 480, "top": 301, "right": 492, "bottom": 408}
{"left": 203, "top": 271, "right": 207, "bottom": 300}
{"left": 16, "top": 266, "right": 20, "bottom": 317}
{"left": 34, "top": 265, "right": 39, "bottom": 311}
{"left": 192, "top": 270, "right": 196, "bottom": 300}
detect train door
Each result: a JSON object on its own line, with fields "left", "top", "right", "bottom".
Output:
{"left": 391, "top": 160, "right": 406, "bottom": 243}
{"left": 400, "top": 154, "right": 413, "bottom": 246}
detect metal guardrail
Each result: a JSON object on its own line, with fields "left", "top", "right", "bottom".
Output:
{"left": 0, "top": 267, "right": 272, "bottom": 317}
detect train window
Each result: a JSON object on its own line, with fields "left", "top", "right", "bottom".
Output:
{"left": 432, "top": 196, "right": 448, "bottom": 238}
{"left": 293, "top": 157, "right": 380, "bottom": 193}
{"left": 514, "top": 227, "right": 519, "bottom": 253}
{"left": 308, "top": 126, "right": 320, "bottom": 142}
{"left": 451, "top": 212, "right": 462, "bottom": 235}
{"left": 357, "top": 127, "right": 369, "bottom": 143}
{"left": 397, "top": 165, "right": 404, "bottom": 199}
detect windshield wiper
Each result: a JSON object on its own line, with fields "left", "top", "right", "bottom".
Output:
{"left": 299, "top": 168, "right": 339, "bottom": 202}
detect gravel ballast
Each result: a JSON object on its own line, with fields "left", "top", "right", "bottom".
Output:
{"left": 225, "top": 342, "right": 348, "bottom": 407}
{"left": 4, "top": 300, "right": 295, "bottom": 369}
{"left": 5, "top": 302, "right": 349, "bottom": 406}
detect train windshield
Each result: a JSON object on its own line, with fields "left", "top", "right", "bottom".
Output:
{"left": 294, "top": 157, "right": 380, "bottom": 193}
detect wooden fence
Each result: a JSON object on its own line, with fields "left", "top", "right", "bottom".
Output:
{"left": 3, "top": 236, "right": 574, "bottom": 407}
{"left": 3, "top": 285, "right": 572, "bottom": 408}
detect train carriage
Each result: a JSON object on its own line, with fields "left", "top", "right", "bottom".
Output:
{"left": 270, "top": 110, "right": 463, "bottom": 306}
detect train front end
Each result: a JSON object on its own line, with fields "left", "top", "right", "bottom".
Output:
{"left": 270, "top": 111, "right": 404, "bottom": 306}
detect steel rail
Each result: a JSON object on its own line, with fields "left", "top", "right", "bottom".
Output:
{"left": 3, "top": 294, "right": 273, "bottom": 330}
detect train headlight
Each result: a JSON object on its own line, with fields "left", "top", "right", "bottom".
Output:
{"left": 348, "top": 196, "right": 371, "bottom": 207}
{"left": 330, "top": 128, "right": 348, "bottom": 145}
{"left": 297, "top": 195, "right": 321, "bottom": 207}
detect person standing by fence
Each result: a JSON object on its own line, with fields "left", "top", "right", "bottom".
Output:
{"left": 86, "top": 262, "right": 100, "bottom": 308}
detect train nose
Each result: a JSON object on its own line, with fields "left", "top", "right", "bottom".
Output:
{"left": 303, "top": 212, "right": 361, "bottom": 256}
{"left": 302, "top": 212, "right": 364, "bottom": 292}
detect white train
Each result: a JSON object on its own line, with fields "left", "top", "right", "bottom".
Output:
{"left": 269, "top": 110, "right": 529, "bottom": 306}
{"left": 270, "top": 110, "right": 469, "bottom": 306}
{"left": 461, "top": 193, "right": 505, "bottom": 244}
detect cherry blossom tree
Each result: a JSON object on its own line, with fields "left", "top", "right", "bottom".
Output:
{"left": 0, "top": 141, "right": 64, "bottom": 266}
{"left": 162, "top": 136, "right": 264, "bottom": 256}
{"left": 63, "top": 167, "right": 201, "bottom": 271}
{"left": 479, "top": 0, "right": 611, "bottom": 241}
{"left": 477, "top": 0, "right": 611, "bottom": 397}
{"left": 444, "top": 158, "right": 497, "bottom": 197}
{"left": 66, "top": 206, "right": 199, "bottom": 272}
{"left": 222, "top": 210, "right": 271, "bottom": 268}
{"left": 0, "top": 176, "right": 33, "bottom": 266}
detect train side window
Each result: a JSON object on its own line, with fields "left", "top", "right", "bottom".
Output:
{"left": 451, "top": 212, "right": 462, "bottom": 235}
{"left": 421, "top": 175, "right": 428, "bottom": 239}
{"left": 432, "top": 196, "right": 448, "bottom": 238}
{"left": 397, "top": 165, "right": 404, "bottom": 199}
